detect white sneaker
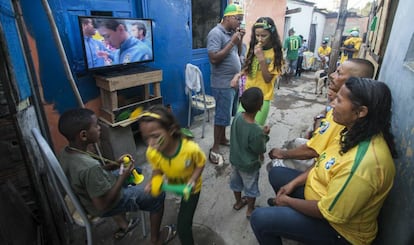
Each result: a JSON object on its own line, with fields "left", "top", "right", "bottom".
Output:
{"left": 271, "top": 158, "right": 286, "bottom": 167}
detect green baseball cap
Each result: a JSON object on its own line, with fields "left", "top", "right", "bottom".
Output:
{"left": 223, "top": 4, "right": 243, "bottom": 17}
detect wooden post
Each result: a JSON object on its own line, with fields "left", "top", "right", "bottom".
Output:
{"left": 328, "top": 0, "right": 349, "bottom": 75}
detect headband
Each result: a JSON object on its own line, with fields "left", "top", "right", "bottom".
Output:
{"left": 138, "top": 111, "right": 161, "bottom": 120}
{"left": 254, "top": 20, "right": 275, "bottom": 33}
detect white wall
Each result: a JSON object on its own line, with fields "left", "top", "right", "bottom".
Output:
{"left": 286, "top": 0, "right": 314, "bottom": 40}
{"left": 286, "top": 0, "right": 326, "bottom": 54}
{"left": 312, "top": 11, "right": 326, "bottom": 54}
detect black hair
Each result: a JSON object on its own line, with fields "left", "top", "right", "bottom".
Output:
{"left": 94, "top": 19, "right": 126, "bottom": 32}
{"left": 240, "top": 87, "right": 263, "bottom": 113}
{"left": 137, "top": 105, "right": 182, "bottom": 139}
{"left": 339, "top": 77, "right": 397, "bottom": 158}
{"left": 131, "top": 22, "right": 146, "bottom": 36}
{"left": 58, "top": 108, "right": 95, "bottom": 141}
{"left": 244, "top": 17, "right": 283, "bottom": 74}
{"left": 348, "top": 58, "right": 375, "bottom": 78}
{"left": 81, "top": 18, "right": 92, "bottom": 25}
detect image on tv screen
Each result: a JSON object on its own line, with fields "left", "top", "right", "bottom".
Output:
{"left": 78, "top": 16, "right": 154, "bottom": 71}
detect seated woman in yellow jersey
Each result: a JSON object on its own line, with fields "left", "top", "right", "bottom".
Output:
{"left": 138, "top": 105, "right": 206, "bottom": 245}
{"left": 250, "top": 77, "right": 397, "bottom": 245}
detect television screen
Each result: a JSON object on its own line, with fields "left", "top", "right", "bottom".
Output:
{"left": 78, "top": 16, "right": 154, "bottom": 71}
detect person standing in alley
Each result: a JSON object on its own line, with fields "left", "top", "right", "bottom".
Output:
{"left": 229, "top": 87, "right": 270, "bottom": 219}
{"left": 283, "top": 28, "right": 301, "bottom": 76}
{"left": 295, "top": 35, "right": 307, "bottom": 77}
{"left": 239, "top": 16, "right": 283, "bottom": 126}
{"left": 206, "top": 3, "right": 245, "bottom": 165}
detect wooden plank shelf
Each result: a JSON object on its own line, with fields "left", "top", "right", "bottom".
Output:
{"left": 94, "top": 68, "right": 163, "bottom": 126}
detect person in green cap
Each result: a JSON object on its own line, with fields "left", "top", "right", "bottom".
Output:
{"left": 206, "top": 4, "right": 246, "bottom": 165}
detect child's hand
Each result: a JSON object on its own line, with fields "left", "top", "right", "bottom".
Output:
{"left": 144, "top": 181, "right": 152, "bottom": 194}
{"left": 263, "top": 125, "right": 271, "bottom": 135}
{"left": 259, "top": 154, "right": 264, "bottom": 162}
{"left": 117, "top": 154, "right": 134, "bottom": 165}
{"left": 186, "top": 180, "right": 195, "bottom": 190}
{"left": 254, "top": 42, "right": 265, "bottom": 60}
{"left": 230, "top": 73, "right": 241, "bottom": 88}
{"left": 119, "top": 162, "right": 134, "bottom": 180}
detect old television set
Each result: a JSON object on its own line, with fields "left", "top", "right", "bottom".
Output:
{"left": 78, "top": 16, "right": 154, "bottom": 72}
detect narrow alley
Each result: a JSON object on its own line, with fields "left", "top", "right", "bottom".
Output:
{"left": 73, "top": 71, "right": 327, "bottom": 245}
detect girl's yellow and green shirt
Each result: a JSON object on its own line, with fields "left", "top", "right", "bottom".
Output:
{"left": 146, "top": 138, "right": 206, "bottom": 193}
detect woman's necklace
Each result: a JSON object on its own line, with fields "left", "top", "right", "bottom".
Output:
{"left": 66, "top": 146, "right": 118, "bottom": 165}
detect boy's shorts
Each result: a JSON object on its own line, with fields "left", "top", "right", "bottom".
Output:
{"left": 229, "top": 167, "right": 260, "bottom": 197}
{"left": 102, "top": 185, "right": 165, "bottom": 217}
{"left": 212, "top": 87, "right": 236, "bottom": 126}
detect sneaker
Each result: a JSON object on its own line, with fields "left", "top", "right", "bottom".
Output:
{"left": 271, "top": 159, "right": 285, "bottom": 167}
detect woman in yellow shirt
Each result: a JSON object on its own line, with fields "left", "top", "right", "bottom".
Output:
{"left": 251, "top": 77, "right": 397, "bottom": 245}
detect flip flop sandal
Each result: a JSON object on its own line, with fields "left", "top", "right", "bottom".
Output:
{"left": 209, "top": 149, "right": 224, "bottom": 166}
{"left": 233, "top": 196, "right": 248, "bottom": 211}
{"left": 113, "top": 217, "right": 139, "bottom": 240}
{"left": 267, "top": 198, "right": 276, "bottom": 207}
{"left": 162, "top": 224, "right": 177, "bottom": 244}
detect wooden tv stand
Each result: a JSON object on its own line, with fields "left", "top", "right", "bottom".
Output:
{"left": 94, "top": 67, "right": 163, "bottom": 126}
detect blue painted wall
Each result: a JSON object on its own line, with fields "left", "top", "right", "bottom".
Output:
{"left": 0, "top": 0, "right": 31, "bottom": 100}
{"left": 19, "top": 0, "right": 201, "bottom": 126}
{"left": 146, "top": 0, "right": 193, "bottom": 125}
{"left": 376, "top": 0, "right": 414, "bottom": 244}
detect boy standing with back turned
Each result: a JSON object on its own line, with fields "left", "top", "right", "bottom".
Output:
{"left": 229, "top": 87, "right": 270, "bottom": 219}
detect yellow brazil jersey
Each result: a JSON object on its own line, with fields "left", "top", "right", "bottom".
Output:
{"left": 318, "top": 46, "right": 331, "bottom": 56}
{"left": 305, "top": 134, "right": 395, "bottom": 245}
{"left": 245, "top": 48, "right": 280, "bottom": 101}
{"left": 146, "top": 138, "right": 206, "bottom": 193}
{"left": 306, "top": 110, "right": 345, "bottom": 155}
{"left": 343, "top": 37, "right": 362, "bottom": 58}
{"left": 340, "top": 37, "right": 363, "bottom": 63}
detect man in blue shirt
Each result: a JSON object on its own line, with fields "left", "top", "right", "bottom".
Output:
{"left": 131, "top": 21, "right": 152, "bottom": 48}
{"left": 95, "top": 19, "right": 152, "bottom": 65}
{"left": 81, "top": 18, "right": 111, "bottom": 68}
{"left": 206, "top": 4, "right": 245, "bottom": 165}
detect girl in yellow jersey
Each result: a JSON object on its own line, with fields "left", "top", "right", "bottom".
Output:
{"left": 236, "top": 17, "right": 283, "bottom": 126}
{"left": 138, "top": 105, "right": 206, "bottom": 245}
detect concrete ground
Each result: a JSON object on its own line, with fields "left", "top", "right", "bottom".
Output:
{"left": 74, "top": 71, "right": 327, "bottom": 245}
